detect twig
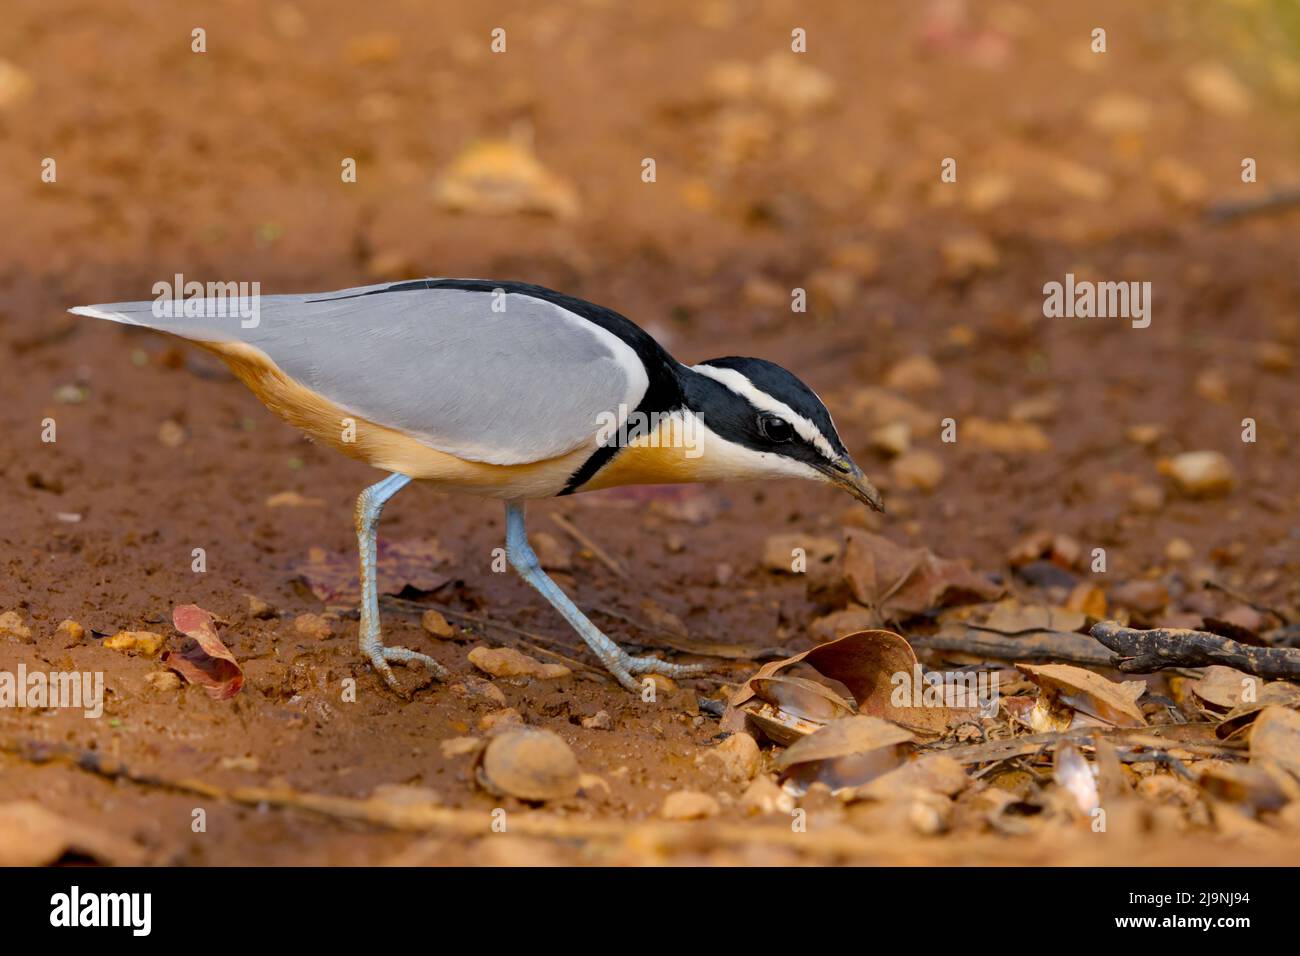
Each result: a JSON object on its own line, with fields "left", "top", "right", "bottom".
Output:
{"left": 550, "top": 512, "right": 628, "bottom": 579}
{"left": 1090, "top": 620, "right": 1300, "bottom": 679}
{"left": 1205, "top": 187, "right": 1300, "bottom": 223}
{"left": 910, "top": 628, "right": 1115, "bottom": 667}
{"left": 0, "top": 737, "right": 913, "bottom": 859}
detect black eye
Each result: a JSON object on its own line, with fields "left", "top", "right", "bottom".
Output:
{"left": 758, "top": 415, "right": 793, "bottom": 443}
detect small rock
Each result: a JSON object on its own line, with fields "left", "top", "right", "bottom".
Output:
{"left": 1164, "top": 451, "right": 1236, "bottom": 498}
{"left": 965, "top": 418, "right": 1051, "bottom": 453}
{"left": 581, "top": 710, "right": 614, "bottom": 731}
{"left": 1110, "top": 580, "right": 1170, "bottom": 617}
{"left": 266, "top": 491, "right": 324, "bottom": 508}
{"left": 883, "top": 354, "right": 942, "bottom": 392}
{"left": 639, "top": 673, "right": 676, "bottom": 695}
{"left": 467, "top": 646, "right": 571, "bottom": 680}
{"left": 1129, "top": 483, "right": 1165, "bottom": 513}
{"left": 739, "top": 775, "right": 795, "bottom": 815}
{"left": 246, "top": 594, "right": 276, "bottom": 619}
{"left": 218, "top": 755, "right": 260, "bottom": 772}
{"left": 478, "top": 708, "right": 524, "bottom": 732}
{"left": 440, "top": 736, "right": 482, "bottom": 758}
{"left": 1194, "top": 369, "right": 1230, "bottom": 404}
{"left": 420, "top": 609, "right": 456, "bottom": 639}
{"left": 476, "top": 729, "right": 581, "bottom": 802}
{"left": 293, "top": 613, "right": 333, "bottom": 640}
{"left": 450, "top": 676, "right": 508, "bottom": 707}
{"left": 104, "top": 631, "right": 165, "bottom": 656}
{"left": 157, "top": 420, "right": 187, "bottom": 448}
{"left": 940, "top": 233, "right": 1000, "bottom": 280}
{"left": 699, "top": 732, "right": 760, "bottom": 782}
{"left": 1125, "top": 423, "right": 1164, "bottom": 447}
{"left": 0, "top": 611, "right": 33, "bottom": 643}
{"left": 890, "top": 450, "right": 945, "bottom": 491}
{"left": 1165, "top": 538, "right": 1194, "bottom": 563}
{"left": 1255, "top": 342, "right": 1294, "bottom": 373}
{"left": 1184, "top": 61, "right": 1252, "bottom": 116}
{"left": 869, "top": 421, "right": 911, "bottom": 457}
{"left": 660, "top": 790, "right": 721, "bottom": 821}
{"left": 56, "top": 619, "right": 85, "bottom": 642}
{"left": 144, "top": 670, "right": 182, "bottom": 692}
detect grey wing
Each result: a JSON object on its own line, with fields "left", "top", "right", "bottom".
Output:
{"left": 70, "top": 281, "right": 650, "bottom": 465}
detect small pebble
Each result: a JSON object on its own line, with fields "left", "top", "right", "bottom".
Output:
{"left": 467, "top": 646, "right": 571, "bottom": 680}
{"left": 104, "top": 631, "right": 165, "bottom": 656}
{"left": 0, "top": 611, "right": 33, "bottom": 643}
{"left": 581, "top": 710, "right": 614, "bottom": 731}
{"left": 144, "top": 671, "right": 182, "bottom": 692}
{"left": 420, "top": 609, "right": 456, "bottom": 639}
{"left": 293, "top": 613, "right": 333, "bottom": 640}
{"left": 660, "top": 790, "right": 721, "bottom": 821}
{"left": 1164, "top": 451, "right": 1236, "bottom": 498}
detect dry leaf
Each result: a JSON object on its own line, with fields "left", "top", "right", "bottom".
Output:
{"left": 291, "top": 539, "right": 452, "bottom": 607}
{"left": 1190, "top": 666, "right": 1260, "bottom": 711}
{"left": 727, "top": 629, "right": 966, "bottom": 740}
{"left": 162, "top": 604, "right": 244, "bottom": 700}
{"left": 1249, "top": 706, "right": 1300, "bottom": 778}
{"left": 841, "top": 530, "right": 1003, "bottom": 620}
{"left": 774, "top": 715, "right": 913, "bottom": 772}
{"left": 1216, "top": 682, "right": 1300, "bottom": 739}
{"left": 1018, "top": 663, "right": 1147, "bottom": 727}
{"left": 0, "top": 801, "right": 147, "bottom": 866}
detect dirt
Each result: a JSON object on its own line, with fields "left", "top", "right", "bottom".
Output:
{"left": 2, "top": 1, "right": 1299, "bottom": 865}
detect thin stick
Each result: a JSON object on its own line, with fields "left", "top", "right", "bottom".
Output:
{"left": 550, "top": 512, "right": 628, "bottom": 579}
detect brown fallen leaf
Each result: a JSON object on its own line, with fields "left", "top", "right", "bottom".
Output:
{"left": 840, "top": 530, "right": 1003, "bottom": 621}
{"left": 1216, "top": 682, "right": 1300, "bottom": 740}
{"left": 162, "top": 604, "right": 244, "bottom": 700}
{"left": 1017, "top": 663, "right": 1147, "bottom": 727}
{"left": 1190, "top": 666, "right": 1261, "bottom": 711}
{"left": 775, "top": 716, "right": 913, "bottom": 794}
{"left": 291, "top": 539, "right": 452, "bottom": 608}
{"left": 775, "top": 715, "right": 913, "bottom": 772}
{"left": 726, "top": 629, "right": 966, "bottom": 740}
{"left": 0, "top": 801, "right": 148, "bottom": 866}
{"left": 1250, "top": 706, "right": 1300, "bottom": 779}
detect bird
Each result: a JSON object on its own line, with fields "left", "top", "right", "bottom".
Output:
{"left": 70, "top": 279, "right": 883, "bottom": 693}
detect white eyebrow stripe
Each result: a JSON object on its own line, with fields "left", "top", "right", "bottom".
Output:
{"left": 690, "top": 363, "right": 839, "bottom": 461}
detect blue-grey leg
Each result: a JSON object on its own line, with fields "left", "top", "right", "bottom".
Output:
{"left": 356, "top": 472, "right": 449, "bottom": 690}
{"left": 504, "top": 501, "right": 706, "bottom": 692}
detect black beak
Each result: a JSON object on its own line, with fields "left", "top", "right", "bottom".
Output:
{"left": 820, "top": 458, "right": 885, "bottom": 513}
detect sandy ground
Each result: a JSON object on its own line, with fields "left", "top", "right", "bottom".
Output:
{"left": 1, "top": 0, "right": 1299, "bottom": 864}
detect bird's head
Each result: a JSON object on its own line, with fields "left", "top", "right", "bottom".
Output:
{"left": 680, "top": 357, "right": 884, "bottom": 511}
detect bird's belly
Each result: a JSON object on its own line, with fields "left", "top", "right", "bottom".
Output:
{"left": 203, "top": 339, "right": 590, "bottom": 499}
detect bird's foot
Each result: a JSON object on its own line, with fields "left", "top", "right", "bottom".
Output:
{"left": 367, "top": 642, "right": 449, "bottom": 694}
{"left": 622, "top": 654, "right": 709, "bottom": 678}
{"left": 600, "top": 651, "right": 709, "bottom": 692}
